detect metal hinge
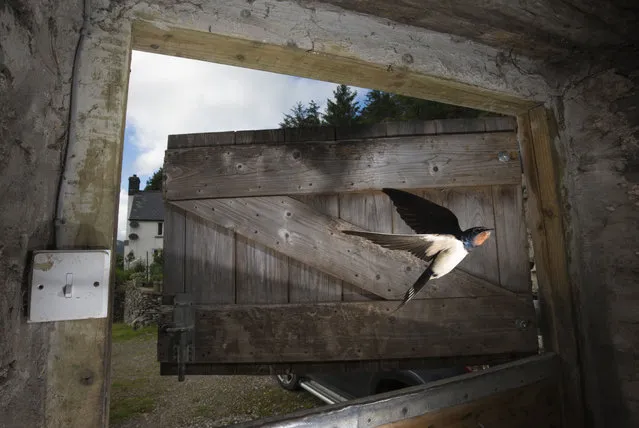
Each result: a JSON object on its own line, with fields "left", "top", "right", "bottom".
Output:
{"left": 162, "top": 293, "right": 194, "bottom": 382}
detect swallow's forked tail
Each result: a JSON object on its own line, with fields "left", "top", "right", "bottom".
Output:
{"left": 393, "top": 267, "right": 434, "bottom": 313}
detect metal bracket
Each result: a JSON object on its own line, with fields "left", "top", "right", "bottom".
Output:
{"left": 162, "top": 293, "right": 194, "bottom": 382}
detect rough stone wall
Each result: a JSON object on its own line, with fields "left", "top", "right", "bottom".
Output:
{"left": 123, "top": 283, "right": 161, "bottom": 329}
{"left": 0, "top": 1, "right": 81, "bottom": 426}
{"left": 554, "top": 52, "right": 639, "bottom": 427}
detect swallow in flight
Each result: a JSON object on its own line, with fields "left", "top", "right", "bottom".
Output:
{"left": 342, "top": 188, "right": 493, "bottom": 311}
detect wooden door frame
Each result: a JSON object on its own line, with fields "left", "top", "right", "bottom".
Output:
{"left": 131, "top": 23, "right": 580, "bottom": 424}
{"left": 54, "top": 14, "right": 581, "bottom": 428}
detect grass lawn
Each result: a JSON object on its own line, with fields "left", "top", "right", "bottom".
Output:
{"left": 111, "top": 323, "right": 157, "bottom": 343}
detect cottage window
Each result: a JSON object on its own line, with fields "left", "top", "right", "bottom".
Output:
{"left": 157, "top": 222, "right": 163, "bottom": 236}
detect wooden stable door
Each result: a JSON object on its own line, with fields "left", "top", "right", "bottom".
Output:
{"left": 158, "top": 118, "right": 537, "bottom": 376}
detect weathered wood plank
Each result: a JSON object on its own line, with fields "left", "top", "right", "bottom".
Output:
{"left": 434, "top": 187, "right": 500, "bottom": 286}
{"left": 492, "top": 184, "right": 531, "bottom": 293}
{"left": 234, "top": 126, "right": 290, "bottom": 305}
{"left": 385, "top": 120, "right": 438, "bottom": 137}
{"left": 236, "top": 129, "right": 285, "bottom": 145}
{"left": 288, "top": 195, "right": 342, "bottom": 303}
{"left": 166, "top": 119, "right": 517, "bottom": 151}
{"left": 379, "top": 381, "right": 560, "bottom": 428}
{"left": 284, "top": 125, "right": 335, "bottom": 143}
{"left": 335, "top": 123, "right": 387, "bottom": 140}
{"left": 164, "top": 133, "right": 521, "bottom": 200}
{"left": 483, "top": 116, "right": 517, "bottom": 132}
{"left": 339, "top": 192, "right": 393, "bottom": 301}
{"left": 434, "top": 117, "right": 486, "bottom": 134}
{"left": 518, "top": 108, "right": 582, "bottom": 427}
{"left": 163, "top": 204, "right": 186, "bottom": 296}
{"left": 171, "top": 127, "right": 239, "bottom": 305}
{"left": 184, "top": 211, "right": 235, "bottom": 304}
{"left": 182, "top": 297, "right": 537, "bottom": 363}
{"left": 170, "top": 197, "right": 513, "bottom": 300}
{"left": 235, "top": 234, "right": 289, "bottom": 304}
{"left": 167, "top": 131, "right": 235, "bottom": 149}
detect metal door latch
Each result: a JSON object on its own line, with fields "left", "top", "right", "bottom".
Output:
{"left": 162, "top": 293, "right": 194, "bottom": 382}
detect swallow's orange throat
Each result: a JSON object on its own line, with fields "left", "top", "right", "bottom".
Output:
{"left": 473, "top": 231, "right": 491, "bottom": 246}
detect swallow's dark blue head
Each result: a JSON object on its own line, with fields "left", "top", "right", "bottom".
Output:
{"left": 461, "top": 227, "right": 494, "bottom": 250}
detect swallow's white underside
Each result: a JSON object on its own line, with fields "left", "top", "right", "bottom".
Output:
{"left": 341, "top": 231, "right": 469, "bottom": 277}
{"left": 423, "top": 235, "right": 468, "bottom": 278}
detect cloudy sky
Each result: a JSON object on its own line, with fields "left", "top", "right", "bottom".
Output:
{"left": 118, "top": 50, "right": 370, "bottom": 240}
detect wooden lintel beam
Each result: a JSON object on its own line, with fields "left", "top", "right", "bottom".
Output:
{"left": 131, "top": 21, "right": 538, "bottom": 114}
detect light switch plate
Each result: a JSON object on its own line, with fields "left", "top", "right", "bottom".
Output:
{"left": 28, "top": 250, "right": 111, "bottom": 322}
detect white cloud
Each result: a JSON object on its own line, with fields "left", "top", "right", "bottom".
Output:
{"left": 117, "top": 188, "right": 128, "bottom": 240}
{"left": 125, "top": 50, "right": 350, "bottom": 175}
{"left": 118, "top": 50, "right": 368, "bottom": 241}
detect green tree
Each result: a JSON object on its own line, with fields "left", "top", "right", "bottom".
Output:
{"left": 359, "top": 90, "right": 401, "bottom": 124}
{"left": 394, "top": 95, "right": 487, "bottom": 120}
{"left": 115, "top": 253, "right": 124, "bottom": 269}
{"left": 152, "top": 249, "right": 163, "bottom": 268}
{"left": 281, "top": 88, "right": 500, "bottom": 131}
{"left": 130, "top": 260, "right": 146, "bottom": 273}
{"left": 145, "top": 167, "right": 163, "bottom": 190}
{"left": 323, "top": 84, "right": 360, "bottom": 127}
{"left": 280, "top": 100, "right": 322, "bottom": 128}
{"left": 360, "top": 90, "right": 493, "bottom": 123}
{"left": 150, "top": 249, "right": 164, "bottom": 283}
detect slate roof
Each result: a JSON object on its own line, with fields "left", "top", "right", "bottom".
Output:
{"left": 129, "top": 191, "right": 164, "bottom": 221}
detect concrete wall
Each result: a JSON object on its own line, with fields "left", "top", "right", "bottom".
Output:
{"left": 0, "top": 1, "right": 637, "bottom": 427}
{"left": 554, "top": 53, "right": 639, "bottom": 426}
{"left": 0, "top": 1, "right": 82, "bottom": 427}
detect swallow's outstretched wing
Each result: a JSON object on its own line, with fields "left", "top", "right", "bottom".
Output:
{"left": 341, "top": 231, "right": 457, "bottom": 262}
{"left": 341, "top": 189, "right": 467, "bottom": 311}
{"left": 382, "top": 188, "right": 462, "bottom": 236}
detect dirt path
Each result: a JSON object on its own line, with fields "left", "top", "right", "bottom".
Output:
{"left": 110, "top": 324, "right": 323, "bottom": 427}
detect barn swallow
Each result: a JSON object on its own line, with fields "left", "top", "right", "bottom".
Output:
{"left": 342, "top": 188, "right": 493, "bottom": 311}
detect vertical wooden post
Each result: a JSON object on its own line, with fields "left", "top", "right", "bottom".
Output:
{"left": 47, "top": 24, "right": 132, "bottom": 427}
{"left": 517, "top": 107, "right": 584, "bottom": 427}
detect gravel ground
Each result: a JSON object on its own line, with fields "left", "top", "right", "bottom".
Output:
{"left": 110, "top": 325, "right": 323, "bottom": 427}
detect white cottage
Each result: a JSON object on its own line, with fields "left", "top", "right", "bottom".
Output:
{"left": 123, "top": 174, "right": 164, "bottom": 268}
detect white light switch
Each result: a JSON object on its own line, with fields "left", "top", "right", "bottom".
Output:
{"left": 64, "top": 273, "right": 73, "bottom": 298}
{"left": 28, "top": 250, "right": 111, "bottom": 322}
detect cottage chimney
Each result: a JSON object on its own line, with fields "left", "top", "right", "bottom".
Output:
{"left": 128, "top": 174, "right": 140, "bottom": 195}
